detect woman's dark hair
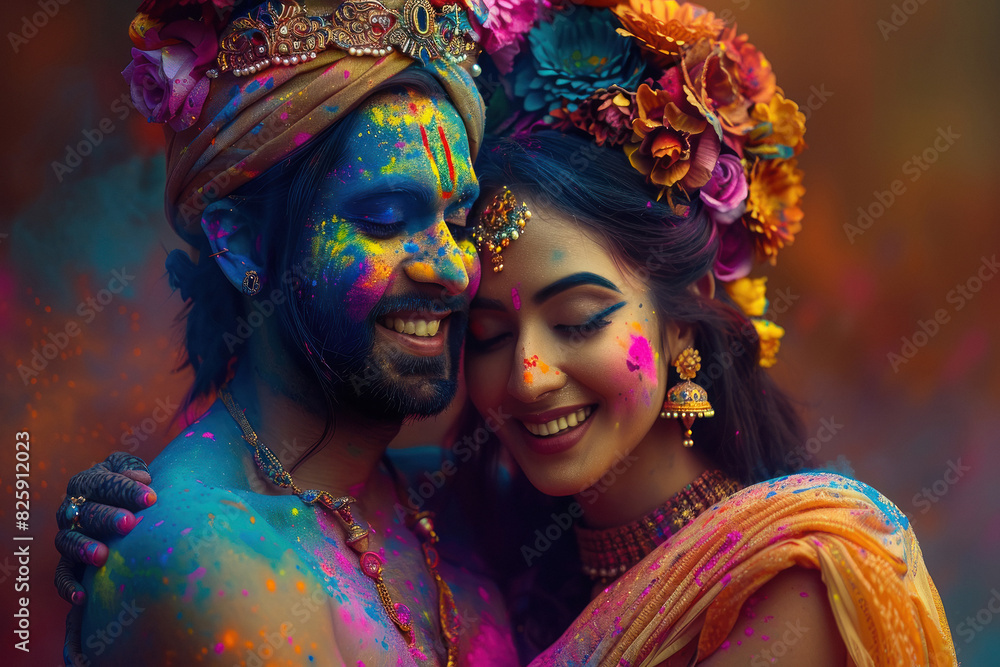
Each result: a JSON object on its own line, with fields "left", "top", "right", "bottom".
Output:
{"left": 165, "top": 68, "right": 453, "bottom": 441}
{"left": 446, "top": 131, "right": 806, "bottom": 660}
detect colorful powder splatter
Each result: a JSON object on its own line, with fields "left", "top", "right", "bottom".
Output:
{"left": 626, "top": 334, "right": 657, "bottom": 384}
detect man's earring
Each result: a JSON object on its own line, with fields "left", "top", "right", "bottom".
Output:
{"left": 661, "top": 348, "right": 714, "bottom": 447}
{"left": 242, "top": 270, "right": 261, "bottom": 296}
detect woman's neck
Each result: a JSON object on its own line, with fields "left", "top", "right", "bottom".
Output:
{"left": 574, "top": 417, "right": 711, "bottom": 529}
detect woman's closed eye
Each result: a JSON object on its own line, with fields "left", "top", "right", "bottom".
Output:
{"left": 467, "top": 314, "right": 512, "bottom": 351}
{"left": 555, "top": 301, "right": 627, "bottom": 338}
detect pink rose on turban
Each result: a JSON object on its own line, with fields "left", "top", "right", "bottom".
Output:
{"left": 713, "top": 215, "right": 755, "bottom": 281}
{"left": 122, "top": 19, "right": 217, "bottom": 132}
{"left": 477, "top": 0, "right": 538, "bottom": 73}
{"left": 700, "top": 153, "right": 748, "bottom": 224}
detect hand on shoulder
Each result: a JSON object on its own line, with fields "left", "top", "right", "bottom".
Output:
{"left": 77, "top": 478, "right": 341, "bottom": 664}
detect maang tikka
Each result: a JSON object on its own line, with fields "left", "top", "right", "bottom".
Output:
{"left": 661, "top": 347, "right": 714, "bottom": 447}
{"left": 473, "top": 186, "right": 531, "bottom": 273}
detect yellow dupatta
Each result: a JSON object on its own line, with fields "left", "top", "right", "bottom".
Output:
{"left": 530, "top": 472, "right": 956, "bottom": 667}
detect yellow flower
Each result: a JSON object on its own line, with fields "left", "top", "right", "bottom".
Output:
{"left": 753, "top": 318, "right": 784, "bottom": 368}
{"left": 613, "top": 0, "right": 726, "bottom": 66}
{"left": 746, "top": 90, "right": 807, "bottom": 159}
{"left": 674, "top": 347, "right": 702, "bottom": 379}
{"left": 726, "top": 277, "right": 768, "bottom": 317}
{"left": 744, "top": 158, "right": 805, "bottom": 263}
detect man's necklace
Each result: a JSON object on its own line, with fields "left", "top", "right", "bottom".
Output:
{"left": 219, "top": 387, "right": 459, "bottom": 665}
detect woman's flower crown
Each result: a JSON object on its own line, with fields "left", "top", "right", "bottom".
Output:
{"left": 487, "top": 0, "right": 807, "bottom": 285}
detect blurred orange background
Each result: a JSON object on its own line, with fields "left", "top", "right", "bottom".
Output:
{"left": 1, "top": 0, "right": 998, "bottom": 664}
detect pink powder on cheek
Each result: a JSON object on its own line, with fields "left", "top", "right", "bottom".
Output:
{"left": 625, "top": 334, "right": 657, "bottom": 385}
{"left": 344, "top": 260, "right": 394, "bottom": 321}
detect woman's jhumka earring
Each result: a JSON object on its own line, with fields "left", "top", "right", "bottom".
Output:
{"left": 242, "top": 270, "right": 261, "bottom": 296}
{"left": 661, "top": 348, "right": 714, "bottom": 447}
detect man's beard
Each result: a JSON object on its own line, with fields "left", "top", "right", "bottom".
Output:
{"left": 296, "top": 294, "right": 467, "bottom": 421}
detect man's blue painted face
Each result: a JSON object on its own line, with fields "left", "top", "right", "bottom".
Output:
{"left": 291, "top": 87, "right": 480, "bottom": 419}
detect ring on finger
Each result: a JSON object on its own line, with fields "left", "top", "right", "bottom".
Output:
{"left": 64, "top": 496, "right": 86, "bottom": 530}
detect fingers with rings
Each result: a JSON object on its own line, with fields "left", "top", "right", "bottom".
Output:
{"left": 62, "top": 496, "right": 86, "bottom": 530}
{"left": 67, "top": 467, "right": 156, "bottom": 512}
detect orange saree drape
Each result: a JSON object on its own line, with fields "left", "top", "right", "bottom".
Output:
{"left": 530, "top": 472, "right": 956, "bottom": 667}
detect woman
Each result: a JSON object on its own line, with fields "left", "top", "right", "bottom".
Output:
{"left": 58, "top": 1, "right": 957, "bottom": 665}
{"left": 444, "top": 2, "right": 954, "bottom": 662}
{"left": 455, "top": 131, "right": 955, "bottom": 666}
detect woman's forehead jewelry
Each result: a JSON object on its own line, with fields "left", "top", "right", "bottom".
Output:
{"left": 473, "top": 186, "right": 531, "bottom": 273}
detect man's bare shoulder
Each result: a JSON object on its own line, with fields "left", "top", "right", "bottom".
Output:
{"left": 78, "top": 420, "right": 342, "bottom": 664}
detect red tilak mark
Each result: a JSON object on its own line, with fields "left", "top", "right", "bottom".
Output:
{"left": 419, "top": 124, "right": 455, "bottom": 200}
{"left": 438, "top": 124, "right": 456, "bottom": 199}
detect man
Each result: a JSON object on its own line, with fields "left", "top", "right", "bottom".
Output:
{"left": 54, "top": 1, "right": 517, "bottom": 664}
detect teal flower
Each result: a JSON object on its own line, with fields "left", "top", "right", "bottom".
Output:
{"left": 514, "top": 7, "right": 643, "bottom": 116}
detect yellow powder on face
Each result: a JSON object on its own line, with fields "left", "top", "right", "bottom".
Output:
{"left": 523, "top": 371, "right": 534, "bottom": 384}
{"left": 379, "top": 155, "right": 398, "bottom": 174}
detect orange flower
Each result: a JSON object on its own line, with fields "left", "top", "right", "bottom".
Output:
{"left": 744, "top": 158, "right": 804, "bottom": 262}
{"left": 745, "top": 90, "right": 807, "bottom": 160}
{"left": 680, "top": 37, "right": 755, "bottom": 140}
{"left": 613, "top": 0, "right": 726, "bottom": 67}
{"left": 626, "top": 82, "right": 720, "bottom": 192}
{"left": 719, "top": 27, "right": 775, "bottom": 104}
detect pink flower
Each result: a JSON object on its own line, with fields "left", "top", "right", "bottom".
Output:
{"left": 479, "top": 0, "right": 538, "bottom": 73}
{"left": 700, "top": 153, "right": 748, "bottom": 224}
{"left": 122, "top": 19, "right": 217, "bottom": 132}
{"left": 714, "top": 215, "right": 755, "bottom": 281}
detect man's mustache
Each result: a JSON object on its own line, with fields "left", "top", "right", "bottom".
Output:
{"left": 371, "top": 292, "right": 470, "bottom": 319}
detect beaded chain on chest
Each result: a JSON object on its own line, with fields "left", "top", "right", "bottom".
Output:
{"left": 219, "top": 387, "right": 459, "bottom": 665}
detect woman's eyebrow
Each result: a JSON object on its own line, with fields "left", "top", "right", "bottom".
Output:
{"left": 534, "top": 272, "right": 622, "bottom": 305}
